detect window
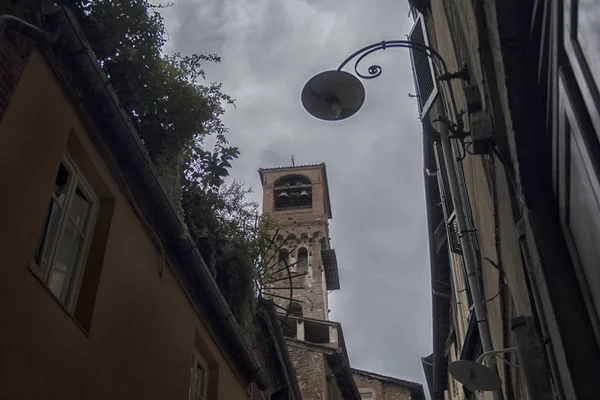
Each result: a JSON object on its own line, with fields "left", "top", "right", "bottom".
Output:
{"left": 273, "top": 175, "right": 312, "bottom": 210}
{"left": 31, "top": 154, "right": 98, "bottom": 311}
{"left": 189, "top": 349, "right": 209, "bottom": 400}
{"left": 320, "top": 237, "right": 328, "bottom": 250}
{"left": 278, "top": 250, "right": 289, "bottom": 270}
{"left": 287, "top": 301, "right": 303, "bottom": 316}
{"left": 556, "top": 69, "right": 600, "bottom": 327}
{"left": 297, "top": 248, "right": 308, "bottom": 269}
{"left": 433, "top": 142, "right": 461, "bottom": 254}
{"left": 564, "top": 0, "right": 600, "bottom": 137}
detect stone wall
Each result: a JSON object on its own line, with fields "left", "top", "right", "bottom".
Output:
{"left": 288, "top": 345, "right": 325, "bottom": 400}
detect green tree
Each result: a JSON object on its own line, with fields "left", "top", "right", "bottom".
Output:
{"left": 60, "top": 0, "right": 263, "bottom": 334}
{"left": 60, "top": 0, "right": 237, "bottom": 211}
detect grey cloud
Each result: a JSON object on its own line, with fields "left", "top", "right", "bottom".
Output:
{"left": 161, "top": 0, "right": 432, "bottom": 386}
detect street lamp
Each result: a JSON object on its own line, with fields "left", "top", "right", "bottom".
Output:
{"left": 301, "top": 40, "right": 504, "bottom": 400}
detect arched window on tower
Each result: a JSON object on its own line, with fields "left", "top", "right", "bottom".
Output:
{"left": 274, "top": 175, "right": 312, "bottom": 210}
{"left": 320, "top": 237, "right": 328, "bottom": 250}
{"left": 298, "top": 248, "right": 308, "bottom": 268}
{"left": 288, "top": 301, "right": 303, "bottom": 316}
{"left": 278, "top": 250, "right": 289, "bottom": 270}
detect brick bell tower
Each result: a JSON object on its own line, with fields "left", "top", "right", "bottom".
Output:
{"left": 258, "top": 163, "right": 340, "bottom": 320}
{"left": 258, "top": 164, "right": 361, "bottom": 400}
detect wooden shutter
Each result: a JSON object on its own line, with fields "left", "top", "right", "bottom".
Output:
{"left": 409, "top": 13, "right": 438, "bottom": 118}
{"left": 434, "top": 142, "right": 462, "bottom": 254}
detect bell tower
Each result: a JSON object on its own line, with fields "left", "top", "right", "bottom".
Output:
{"left": 258, "top": 163, "right": 340, "bottom": 320}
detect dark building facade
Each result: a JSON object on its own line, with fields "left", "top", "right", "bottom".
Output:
{"left": 410, "top": 0, "right": 600, "bottom": 399}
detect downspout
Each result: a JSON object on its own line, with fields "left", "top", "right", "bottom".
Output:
{"left": 263, "top": 300, "right": 303, "bottom": 400}
{"left": 436, "top": 98, "right": 504, "bottom": 400}
{"left": 36, "top": 6, "right": 268, "bottom": 390}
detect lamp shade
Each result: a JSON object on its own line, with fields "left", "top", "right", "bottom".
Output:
{"left": 448, "top": 360, "right": 502, "bottom": 391}
{"left": 301, "top": 70, "right": 365, "bottom": 121}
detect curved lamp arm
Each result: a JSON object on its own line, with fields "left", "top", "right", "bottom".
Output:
{"left": 336, "top": 40, "right": 451, "bottom": 79}
{"left": 334, "top": 40, "right": 467, "bottom": 128}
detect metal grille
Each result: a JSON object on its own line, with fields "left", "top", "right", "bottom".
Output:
{"left": 448, "top": 213, "right": 462, "bottom": 254}
{"left": 434, "top": 142, "right": 462, "bottom": 254}
{"left": 409, "top": 14, "right": 437, "bottom": 117}
{"left": 433, "top": 218, "right": 447, "bottom": 252}
{"left": 422, "top": 95, "right": 440, "bottom": 134}
{"left": 451, "top": 140, "right": 479, "bottom": 253}
{"left": 433, "top": 142, "right": 454, "bottom": 219}
{"left": 321, "top": 249, "right": 340, "bottom": 290}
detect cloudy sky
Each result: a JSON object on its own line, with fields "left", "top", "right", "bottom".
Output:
{"left": 161, "top": 0, "right": 432, "bottom": 386}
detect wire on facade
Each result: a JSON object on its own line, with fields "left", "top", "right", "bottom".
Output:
{"left": 484, "top": 257, "right": 503, "bottom": 274}
{"left": 485, "top": 282, "right": 507, "bottom": 304}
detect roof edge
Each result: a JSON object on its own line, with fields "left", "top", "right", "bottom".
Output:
{"left": 351, "top": 368, "right": 424, "bottom": 390}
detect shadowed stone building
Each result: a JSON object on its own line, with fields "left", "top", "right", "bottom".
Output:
{"left": 409, "top": 0, "right": 600, "bottom": 398}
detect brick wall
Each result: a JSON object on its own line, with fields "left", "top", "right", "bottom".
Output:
{"left": 0, "top": 0, "right": 47, "bottom": 123}
{"left": 353, "top": 373, "right": 413, "bottom": 400}
{"left": 288, "top": 345, "right": 325, "bottom": 400}
{"left": 260, "top": 165, "right": 330, "bottom": 218}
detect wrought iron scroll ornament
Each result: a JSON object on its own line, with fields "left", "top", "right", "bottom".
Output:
{"left": 337, "top": 40, "right": 452, "bottom": 80}
{"left": 335, "top": 40, "right": 469, "bottom": 126}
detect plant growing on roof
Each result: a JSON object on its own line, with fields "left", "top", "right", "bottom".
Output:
{"left": 58, "top": 0, "right": 264, "bottom": 335}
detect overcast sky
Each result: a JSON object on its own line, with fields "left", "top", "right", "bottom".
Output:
{"left": 161, "top": 0, "right": 432, "bottom": 386}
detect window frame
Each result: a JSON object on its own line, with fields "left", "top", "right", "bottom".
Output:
{"left": 273, "top": 175, "right": 313, "bottom": 211}
{"left": 278, "top": 249, "right": 289, "bottom": 270}
{"left": 30, "top": 153, "right": 99, "bottom": 313}
{"left": 297, "top": 248, "right": 308, "bottom": 269}
{"left": 564, "top": 0, "right": 600, "bottom": 139}
{"left": 189, "top": 348, "right": 209, "bottom": 400}
{"left": 556, "top": 67, "right": 600, "bottom": 345}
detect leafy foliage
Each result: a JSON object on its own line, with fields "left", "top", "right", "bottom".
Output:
{"left": 61, "top": 0, "right": 262, "bottom": 333}
{"left": 182, "top": 182, "right": 280, "bottom": 332}
{"left": 60, "top": 0, "right": 237, "bottom": 208}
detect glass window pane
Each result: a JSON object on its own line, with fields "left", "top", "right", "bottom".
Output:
{"left": 48, "top": 222, "right": 84, "bottom": 300}
{"left": 195, "top": 363, "right": 204, "bottom": 393}
{"left": 69, "top": 187, "right": 92, "bottom": 231}
{"left": 577, "top": 0, "right": 600, "bottom": 96}
{"left": 33, "top": 199, "right": 64, "bottom": 272}
{"left": 33, "top": 163, "right": 72, "bottom": 271}
{"left": 569, "top": 137, "right": 600, "bottom": 316}
{"left": 54, "top": 163, "right": 71, "bottom": 203}
{"left": 298, "top": 248, "right": 308, "bottom": 268}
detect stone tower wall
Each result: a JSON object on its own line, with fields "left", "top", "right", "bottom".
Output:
{"left": 260, "top": 165, "right": 332, "bottom": 320}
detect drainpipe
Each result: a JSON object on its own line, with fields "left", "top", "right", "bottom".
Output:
{"left": 436, "top": 97, "right": 504, "bottom": 400}
{"left": 0, "top": 14, "right": 53, "bottom": 44}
